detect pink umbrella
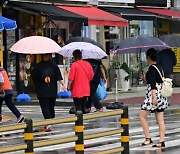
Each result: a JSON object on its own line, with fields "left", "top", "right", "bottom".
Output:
{"left": 10, "top": 36, "right": 61, "bottom": 54}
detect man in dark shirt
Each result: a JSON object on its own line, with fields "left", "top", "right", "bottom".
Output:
{"left": 157, "top": 49, "right": 177, "bottom": 78}
{"left": 31, "top": 54, "right": 65, "bottom": 132}
{"left": 85, "top": 59, "right": 107, "bottom": 112}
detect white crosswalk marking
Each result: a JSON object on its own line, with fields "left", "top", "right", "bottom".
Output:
{"left": 1, "top": 106, "right": 180, "bottom": 154}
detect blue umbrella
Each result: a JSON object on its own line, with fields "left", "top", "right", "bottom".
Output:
{"left": 0, "top": 15, "right": 17, "bottom": 31}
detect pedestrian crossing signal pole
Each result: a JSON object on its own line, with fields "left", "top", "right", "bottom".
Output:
{"left": 75, "top": 111, "right": 84, "bottom": 154}
{"left": 121, "top": 106, "right": 129, "bottom": 154}
{"left": 24, "top": 118, "right": 34, "bottom": 154}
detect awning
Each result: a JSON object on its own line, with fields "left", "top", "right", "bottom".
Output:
{"left": 139, "top": 8, "right": 180, "bottom": 19}
{"left": 101, "top": 7, "right": 158, "bottom": 20}
{"left": 58, "top": 6, "right": 128, "bottom": 27}
{"left": 9, "top": 2, "right": 88, "bottom": 23}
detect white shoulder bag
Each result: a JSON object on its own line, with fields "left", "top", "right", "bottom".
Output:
{"left": 152, "top": 65, "right": 173, "bottom": 97}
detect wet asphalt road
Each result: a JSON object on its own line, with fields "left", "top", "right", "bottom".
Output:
{"left": 0, "top": 105, "right": 180, "bottom": 154}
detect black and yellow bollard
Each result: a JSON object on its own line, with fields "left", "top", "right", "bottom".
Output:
{"left": 24, "top": 118, "right": 34, "bottom": 154}
{"left": 75, "top": 111, "right": 84, "bottom": 154}
{"left": 121, "top": 106, "right": 129, "bottom": 154}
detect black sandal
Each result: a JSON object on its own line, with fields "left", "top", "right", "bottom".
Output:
{"left": 152, "top": 141, "right": 165, "bottom": 148}
{"left": 142, "top": 138, "right": 153, "bottom": 146}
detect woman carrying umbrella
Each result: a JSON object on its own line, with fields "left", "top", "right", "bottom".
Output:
{"left": 58, "top": 41, "right": 107, "bottom": 113}
{"left": 10, "top": 36, "right": 65, "bottom": 132}
{"left": 31, "top": 53, "right": 66, "bottom": 132}
{"left": 139, "top": 48, "right": 168, "bottom": 148}
{"left": 85, "top": 59, "right": 107, "bottom": 112}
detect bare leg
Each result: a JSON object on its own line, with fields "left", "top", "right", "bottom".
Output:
{"left": 139, "top": 110, "right": 151, "bottom": 144}
{"left": 155, "top": 111, "right": 166, "bottom": 142}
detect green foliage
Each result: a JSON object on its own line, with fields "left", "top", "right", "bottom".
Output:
{"left": 120, "top": 62, "right": 130, "bottom": 74}
{"left": 111, "top": 61, "right": 121, "bottom": 69}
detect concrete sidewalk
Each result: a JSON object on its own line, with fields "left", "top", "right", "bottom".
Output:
{"left": 103, "top": 87, "right": 180, "bottom": 105}
{"left": 14, "top": 87, "right": 180, "bottom": 106}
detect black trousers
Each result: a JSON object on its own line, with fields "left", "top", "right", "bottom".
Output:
{"left": 86, "top": 82, "right": 102, "bottom": 109}
{"left": 39, "top": 98, "right": 56, "bottom": 119}
{"left": 0, "top": 94, "right": 21, "bottom": 119}
{"left": 73, "top": 97, "right": 87, "bottom": 114}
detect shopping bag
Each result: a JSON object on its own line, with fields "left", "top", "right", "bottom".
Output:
{"left": 96, "top": 79, "right": 107, "bottom": 100}
{"left": 57, "top": 91, "right": 72, "bottom": 98}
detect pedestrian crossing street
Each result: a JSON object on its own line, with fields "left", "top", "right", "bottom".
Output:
{"left": 0, "top": 105, "right": 180, "bottom": 154}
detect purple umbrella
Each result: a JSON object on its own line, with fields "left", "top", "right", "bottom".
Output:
{"left": 111, "top": 35, "right": 170, "bottom": 54}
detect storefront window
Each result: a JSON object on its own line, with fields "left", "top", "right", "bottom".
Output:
{"left": 130, "top": 20, "right": 154, "bottom": 37}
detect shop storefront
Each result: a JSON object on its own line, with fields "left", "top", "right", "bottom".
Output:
{"left": 2, "top": 1, "right": 127, "bottom": 94}
{"left": 99, "top": 7, "right": 158, "bottom": 87}
{"left": 2, "top": 4, "right": 81, "bottom": 94}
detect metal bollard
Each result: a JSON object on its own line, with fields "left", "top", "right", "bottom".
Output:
{"left": 75, "top": 111, "right": 84, "bottom": 154}
{"left": 121, "top": 106, "right": 129, "bottom": 154}
{"left": 24, "top": 118, "right": 34, "bottom": 154}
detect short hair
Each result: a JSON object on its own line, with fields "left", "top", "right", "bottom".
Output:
{"left": 146, "top": 48, "right": 158, "bottom": 62}
{"left": 73, "top": 50, "right": 82, "bottom": 60}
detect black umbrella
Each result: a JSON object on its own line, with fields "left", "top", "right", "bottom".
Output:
{"left": 66, "top": 37, "right": 104, "bottom": 51}
{"left": 159, "top": 34, "right": 180, "bottom": 48}
{"left": 112, "top": 35, "right": 170, "bottom": 54}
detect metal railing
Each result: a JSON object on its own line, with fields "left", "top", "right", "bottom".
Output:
{"left": 0, "top": 106, "right": 129, "bottom": 154}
